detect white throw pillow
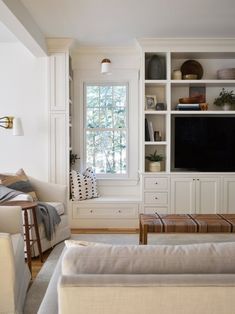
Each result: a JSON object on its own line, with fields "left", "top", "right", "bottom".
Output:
{"left": 70, "top": 168, "right": 99, "bottom": 201}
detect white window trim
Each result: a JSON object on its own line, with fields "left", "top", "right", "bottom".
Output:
{"left": 83, "top": 82, "right": 129, "bottom": 179}
{"left": 77, "top": 69, "right": 139, "bottom": 182}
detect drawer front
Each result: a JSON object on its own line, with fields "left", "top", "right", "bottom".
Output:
{"left": 73, "top": 204, "right": 139, "bottom": 219}
{"left": 144, "top": 207, "right": 168, "bottom": 214}
{"left": 144, "top": 177, "right": 168, "bottom": 190}
{"left": 144, "top": 192, "right": 168, "bottom": 205}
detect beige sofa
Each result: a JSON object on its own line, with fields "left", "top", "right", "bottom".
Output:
{"left": 28, "top": 176, "right": 71, "bottom": 256}
{"left": 0, "top": 206, "right": 31, "bottom": 314}
{"left": 38, "top": 241, "right": 235, "bottom": 314}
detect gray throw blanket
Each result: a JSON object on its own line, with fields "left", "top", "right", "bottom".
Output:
{"left": 36, "top": 202, "right": 61, "bottom": 241}
{"left": 0, "top": 185, "right": 61, "bottom": 241}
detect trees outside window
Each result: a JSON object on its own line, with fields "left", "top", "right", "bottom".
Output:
{"left": 84, "top": 84, "right": 128, "bottom": 175}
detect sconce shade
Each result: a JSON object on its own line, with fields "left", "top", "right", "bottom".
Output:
{"left": 12, "top": 118, "right": 23, "bottom": 136}
{"left": 101, "top": 58, "right": 111, "bottom": 74}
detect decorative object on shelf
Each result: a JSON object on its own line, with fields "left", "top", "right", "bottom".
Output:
{"left": 199, "top": 103, "right": 208, "bottom": 111}
{"left": 101, "top": 58, "right": 111, "bottom": 75}
{"left": 179, "top": 96, "right": 203, "bottom": 104}
{"left": 154, "top": 131, "right": 162, "bottom": 141}
{"left": 172, "top": 69, "right": 182, "bottom": 80}
{"left": 214, "top": 88, "right": 235, "bottom": 111}
{"left": 189, "top": 86, "right": 206, "bottom": 103}
{"left": 183, "top": 74, "right": 198, "bottom": 80}
{"left": 0, "top": 116, "right": 23, "bottom": 135}
{"left": 156, "top": 102, "right": 165, "bottom": 110}
{"left": 145, "top": 150, "right": 163, "bottom": 172}
{"left": 217, "top": 68, "right": 235, "bottom": 80}
{"left": 70, "top": 152, "right": 80, "bottom": 166}
{"left": 181, "top": 60, "right": 203, "bottom": 79}
{"left": 145, "top": 95, "right": 157, "bottom": 110}
{"left": 147, "top": 54, "right": 165, "bottom": 80}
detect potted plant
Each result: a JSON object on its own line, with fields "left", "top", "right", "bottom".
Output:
{"left": 145, "top": 150, "right": 163, "bottom": 172}
{"left": 214, "top": 88, "right": 235, "bottom": 110}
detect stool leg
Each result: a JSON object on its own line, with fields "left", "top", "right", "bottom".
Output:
{"left": 32, "top": 207, "right": 43, "bottom": 263}
{"left": 139, "top": 219, "right": 143, "bottom": 245}
{"left": 24, "top": 210, "right": 32, "bottom": 274}
{"left": 143, "top": 224, "right": 148, "bottom": 245}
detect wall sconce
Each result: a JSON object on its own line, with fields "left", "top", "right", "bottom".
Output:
{"left": 101, "top": 58, "right": 111, "bottom": 75}
{"left": 0, "top": 116, "right": 23, "bottom": 136}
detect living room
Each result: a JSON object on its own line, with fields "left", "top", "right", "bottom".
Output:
{"left": 1, "top": 0, "right": 235, "bottom": 313}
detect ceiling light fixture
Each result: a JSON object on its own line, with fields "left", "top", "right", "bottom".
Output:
{"left": 101, "top": 58, "right": 111, "bottom": 75}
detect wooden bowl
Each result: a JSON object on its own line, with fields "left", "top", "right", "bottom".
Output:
{"left": 179, "top": 96, "right": 202, "bottom": 104}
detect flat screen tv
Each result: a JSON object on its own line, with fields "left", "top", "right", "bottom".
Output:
{"left": 171, "top": 115, "right": 235, "bottom": 172}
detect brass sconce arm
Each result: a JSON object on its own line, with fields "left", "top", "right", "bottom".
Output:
{"left": 0, "top": 116, "right": 14, "bottom": 129}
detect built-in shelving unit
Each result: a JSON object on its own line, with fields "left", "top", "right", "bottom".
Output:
{"left": 140, "top": 40, "right": 235, "bottom": 174}
{"left": 138, "top": 39, "right": 235, "bottom": 216}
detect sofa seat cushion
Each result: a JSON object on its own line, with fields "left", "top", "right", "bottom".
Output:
{"left": 62, "top": 242, "right": 235, "bottom": 275}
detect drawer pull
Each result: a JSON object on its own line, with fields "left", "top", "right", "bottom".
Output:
{"left": 90, "top": 210, "right": 93, "bottom": 213}
{"left": 155, "top": 197, "right": 158, "bottom": 200}
{"left": 155, "top": 181, "right": 158, "bottom": 185}
{"left": 118, "top": 210, "right": 122, "bottom": 213}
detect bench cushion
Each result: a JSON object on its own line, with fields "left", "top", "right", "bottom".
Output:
{"left": 62, "top": 242, "right": 235, "bottom": 275}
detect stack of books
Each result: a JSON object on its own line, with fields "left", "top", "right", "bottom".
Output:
{"left": 176, "top": 104, "right": 201, "bottom": 111}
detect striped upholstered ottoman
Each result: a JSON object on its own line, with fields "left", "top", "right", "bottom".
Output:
{"left": 139, "top": 213, "right": 235, "bottom": 244}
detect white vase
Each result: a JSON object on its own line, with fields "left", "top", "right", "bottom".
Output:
{"left": 149, "top": 161, "right": 161, "bottom": 172}
{"left": 223, "top": 103, "right": 231, "bottom": 111}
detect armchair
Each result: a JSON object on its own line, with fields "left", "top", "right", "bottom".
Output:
{"left": 29, "top": 177, "right": 71, "bottom": 256}
{"left": 0, "top": 206, "right": 31, "bottom": 314}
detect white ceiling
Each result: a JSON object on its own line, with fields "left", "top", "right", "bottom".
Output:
{"left": 18, "top": 0, "right": 235, "bottom": 47}
{"left": 0, "top": 20, "right": 17, "bottom": 42}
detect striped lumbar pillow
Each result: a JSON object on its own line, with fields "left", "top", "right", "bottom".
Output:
{"left": 70, "top": 167, "right": 99, "bottom": 201}
{"left": 0, "top": 168, "right": 38, "bottom": 201}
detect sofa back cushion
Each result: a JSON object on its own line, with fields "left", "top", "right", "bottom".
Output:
{"left": 62, "top": 242, "right": 235, "bottom": 275}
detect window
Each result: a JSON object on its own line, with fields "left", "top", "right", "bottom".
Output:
{"left": 84, "top": 83, "right": 128, "bottom": 176}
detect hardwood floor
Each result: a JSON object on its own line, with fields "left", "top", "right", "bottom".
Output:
{"left": 31, "top": 228, "right": 138, "bottom": 279}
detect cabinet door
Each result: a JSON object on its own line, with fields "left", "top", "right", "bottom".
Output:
{"left": 196, "top": 177, "right": 220, "bottom": 214}
{"left": 50, "top": 113, "right": 67, "bottom": 185}
{"left": 170, "top": 177, "right": 195, "bottom": 214}
{"left": 223, "top": 177, "right": 235, "bottom": 213}
{"left": 49, "top": 53, "right": 67, "bottom": 111}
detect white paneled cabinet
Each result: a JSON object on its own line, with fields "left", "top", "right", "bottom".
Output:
{"left": 171, "top": 176, "right": 220, "bottom": 214}
{"left": 223, "top": 177, "right": 235, "bottom": 213}
{"left": 47, "top": 39, "right": 73, "bottom": 186}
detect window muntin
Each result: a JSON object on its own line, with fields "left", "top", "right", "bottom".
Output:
{"left": 84, "top": 83, "right": 128, "bottom": 175}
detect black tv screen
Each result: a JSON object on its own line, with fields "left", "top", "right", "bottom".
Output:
{"left": 172, "top": 115, "right": 235, "bottom": 172}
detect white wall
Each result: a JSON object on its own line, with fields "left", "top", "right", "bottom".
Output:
{"left": 0, "top": 42, "right": 48, "bottom": 180}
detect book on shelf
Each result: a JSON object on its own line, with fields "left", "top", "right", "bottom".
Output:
{"left": 176, "top": 104, "right": 201, "bottom": 111}
{"left": 148, "top": 121, "right": 154, "bottom": 142}
{"left": 145, "top": 118, "right": 150, "bottom": 141}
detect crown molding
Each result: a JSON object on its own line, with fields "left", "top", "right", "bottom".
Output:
{"left": 137, "top": 38, "right": 235, "bottom": 52}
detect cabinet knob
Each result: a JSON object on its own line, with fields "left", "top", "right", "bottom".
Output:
{"left": 155, "top": 181, "right": 158, "bottom": 185}
{"left": 90, "top": 210, "right": 93, "bottom": 213}
{"left": 197, "top": 179, "right": 199, "bottom": 181}
{"left": 155, "top": 197, "right": 158, "bottom": 200}
{"left": 193, "top": 179, "right": 195, "bottom": 181}
{"left": 118, "top": 210, "right": 122, "bottom": 213}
